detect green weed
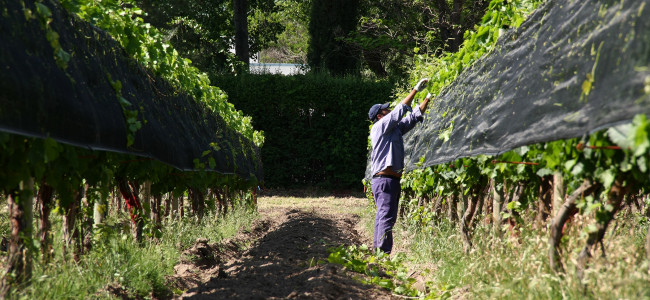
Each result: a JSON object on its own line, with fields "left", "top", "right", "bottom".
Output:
{"left": 8, "top": 206, "right": 258, "bottom": 299}
{"left": 386, "top": 212, "right": 650, "bottom": 299}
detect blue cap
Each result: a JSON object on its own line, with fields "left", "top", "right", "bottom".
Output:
{"left": 368, "top": 103, "right": 390, "bottom": 121}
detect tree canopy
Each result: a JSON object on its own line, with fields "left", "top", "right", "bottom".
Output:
{"left": 136, "top": 0, "right": 283, "bottom": 72}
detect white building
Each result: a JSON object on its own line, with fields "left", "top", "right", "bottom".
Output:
{"left": 248, "top": 62, "right": 307, "bottom": 75}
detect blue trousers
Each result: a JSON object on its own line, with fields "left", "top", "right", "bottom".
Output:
{"left": 371, "top": 177, "right": 401, "bottom": 254}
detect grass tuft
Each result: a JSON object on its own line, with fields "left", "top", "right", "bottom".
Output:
{"left": 5, "top": 206, "right": 258, "bottom": 299}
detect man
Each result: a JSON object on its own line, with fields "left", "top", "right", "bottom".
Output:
{"left": 368, "top": 78, "right": 430, "bottom": 254}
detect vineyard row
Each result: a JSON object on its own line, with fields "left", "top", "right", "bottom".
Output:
{"left": 380, "top": 115, "right": 650, "bottom": 277}
{"left": 0, "top": 133, "right": 257, "bottom": 297}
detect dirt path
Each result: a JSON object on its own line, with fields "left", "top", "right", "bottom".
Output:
{"left": 171, "top": 196, "right": 396, "bottom": 300}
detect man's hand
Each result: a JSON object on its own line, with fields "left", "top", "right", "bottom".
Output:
{"left": 414, "top": 78, "right": 429, "bottom": 92}
{"left": 420, "top": 93, "right": 432, "bottom": 112}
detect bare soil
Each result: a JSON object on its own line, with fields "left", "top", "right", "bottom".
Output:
{"left": 168, "top": 196, "right": 397, "bottom": 300}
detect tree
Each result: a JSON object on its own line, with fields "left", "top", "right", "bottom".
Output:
{"left": 345, "top": 0, "right": 490, "bottom": 78}
{"left": 0, "top": 181, "right": 34, "bottom": 298}
{"left": 432, "top": 0, "right": 490, "bottom": 53}
{"left": 136, "top": 0, "right": 283, "bottom": 73}
{"left": 258, "top": 0, "right": 311, "bottom": 64}
{"left": 233, "top": 0, "right": 250, "bottom": 68}
{"left": 307, "top": 0, "right": 361, "bottom": 76}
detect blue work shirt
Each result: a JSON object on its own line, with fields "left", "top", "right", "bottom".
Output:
{"left": 370, "top": 103, "right": 424, "bottom": 176}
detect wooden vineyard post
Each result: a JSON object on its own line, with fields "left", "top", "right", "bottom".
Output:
{"left": 552, "top": 172, "right": 565, "bottom": 217}
{"left": 93, "top": 181, "right": 109, "bottom": 228}
{"left": 171, "top": 193, "right": 179, "bottom": 220}
{"left": 0, "top": 178, "right": 34, "bottom": 298}
{"left": 491, "top": 178, "right": 504, "bottom": 236}
{"left": 536, "top": 176, "right": 553, "bottom": 229}
{"left": 447, "top": 193, "right": 458, "bottom": 223}
{"left": 162, "top": 192, "right": 171, "bottom": 220}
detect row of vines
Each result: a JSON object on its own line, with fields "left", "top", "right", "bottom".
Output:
{"left": 1, "top": 0, "right": 263, "bottom": 297}
{"left": 365, "top": 0, "right": 650, "bottom": 283}
{"left": 399, "top": 120, "right": 650, "bottom": 274}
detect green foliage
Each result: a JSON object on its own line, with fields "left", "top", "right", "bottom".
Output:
{"left": 328, "top": 244, "right": 425, "bottom": 298}
{"left": 30, "top": 1, "right": 71, "bottom": 69}
{"left": 346, "top": 0, "right": 491, "bottom": 79}
{"left": 259, "top": 0, "right": 311, "bottom": 64}
{"left": 135, "top": 0, "right": 283, "bottom": 73}
{"left": 60, "top": 0, "right": 263, "bottom": 146}
{"left": 388, "top": 213, "right": 650, "bottom": 298}
{"left": 407, "top": 0, "right": 542, "bottom": 99}
{"left": 307, "top": 0, "right": 361, "bottom": 76}
{"left": 13, "top": 206, "right": 258, "bottom": 299}
{"left": 212, "top": 73, "right": 394, "bottom": 188}
{"left": 390, "top": 0, "right": 546, "bottom": 226}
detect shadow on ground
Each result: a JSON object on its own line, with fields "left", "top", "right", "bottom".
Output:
{"left": 178, "top": 209, "right": 395, "bottom": 299}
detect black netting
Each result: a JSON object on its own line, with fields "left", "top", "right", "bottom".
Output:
{"left": 0, "top": 0, "right": 262, "bottom": 181}
{"left": 366, "top": 0, "right": 650, "bottom": 179}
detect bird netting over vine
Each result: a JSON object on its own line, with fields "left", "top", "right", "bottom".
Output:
{"left": 0, "top": 0, "right": 263, "bottom": 181}
{"left": 366, "top": 0, "right": 650, "bottom": 179}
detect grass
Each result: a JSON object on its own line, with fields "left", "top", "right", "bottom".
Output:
{"left": 2, "top": 205, "right": 259, "bottom": 299}
{"left": 5, "top": 192, "right": 648, "bottom": 299}
{"left": 257, "top": 193, "right": 371, "bottom": 217}
{"left": 380, "top": 209, "right": 650, "bottom": 299}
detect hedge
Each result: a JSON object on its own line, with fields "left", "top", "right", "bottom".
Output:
{"left": 211, "top": 73, "right": 394, "bottom": 188}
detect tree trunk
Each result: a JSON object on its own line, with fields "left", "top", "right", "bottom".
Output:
{"left": 460, "top": 188, "right": 479, "bottom": 253}
{"left": 432, "top": 194, "right": 443, "bottom": 218}
{"left": 433, "top": 0, "right": 465, "bottom": 52}
{"left": 113, "top": 186, "right": 122, "bottom": 214}
{"left": 180, "top": 193, "right": 185, "bottom": 218}
{"left": 1, "top": 179, "right": 34, "bottom": 298}
{"left": 81, "top": 184, "right": 94, "bottom": 255}
{"left": 188, "top": 187, "right": 205, "bottom": 219}
{"left": 213, "top": 187, "right": 226, "bottom": 216}
{"left": 548, "top": 179, "right": 599, "bottom": 272}
{"left": 117, "top": 178, "right": 143, "bottom": 242}
{"left": 37, "top": 182, "right": 54, "bottom": 262}
{"left": 152, "top": 193, "right": 162, "bottom": 230}
{"left": 62, "top": 186, "right": 83, "bottom": 262}
{"left": 508, "top": 181, "right": 526, "bottom": 220}
{"left": 469, "top": 188, "right": 485, "bottom": 229}
{"left": 233, "top": 0, "right": 250, "bottom": 67}
{"left": 142, "top": 180, "right": 152, "bottom": 221}
{"left": 576, "top": 177, "right": 627, "bottom": 279}
{"left": 552, "top": 172, "right": 565, "bottom": 217}
{"left": 362, "top": 50, "right": 388, "bottom": 78}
